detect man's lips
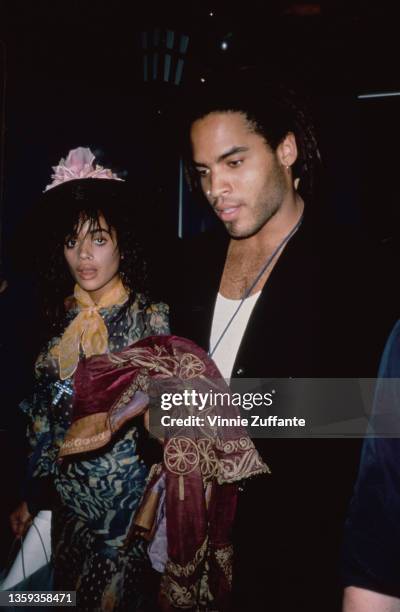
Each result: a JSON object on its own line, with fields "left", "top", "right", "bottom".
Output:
{"left": 214, "top": 203, "right": 241, "bottom": 221}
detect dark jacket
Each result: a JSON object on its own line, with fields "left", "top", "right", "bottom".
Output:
{"left": 165, "top": 212, "right": 380, "bottom": 611}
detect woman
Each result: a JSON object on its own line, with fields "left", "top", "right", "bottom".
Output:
{"left": 10, "top": 148, "right": 169, "bottom": 610}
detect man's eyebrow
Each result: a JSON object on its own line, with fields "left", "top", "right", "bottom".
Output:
{"left": 193, "top": 146, "right": 250, "bottom": 167}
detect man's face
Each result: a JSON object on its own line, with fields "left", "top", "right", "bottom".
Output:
{"left": 190, "top": 111, "right": 289, "bottom": 239}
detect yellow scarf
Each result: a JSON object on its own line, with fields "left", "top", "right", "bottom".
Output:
{"left": 51, "top": 278, "right": 128, "bottom": 380}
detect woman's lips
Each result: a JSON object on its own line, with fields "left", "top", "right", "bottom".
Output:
{"left": 77, "top": 268, "right": 97, "bottom": 280}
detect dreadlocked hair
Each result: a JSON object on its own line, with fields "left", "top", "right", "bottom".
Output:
{"left": 180, "top": 68, "right": 322, "bottom": 204}
{"left": 31, "top": 178, "right": 150, "bottom": 344}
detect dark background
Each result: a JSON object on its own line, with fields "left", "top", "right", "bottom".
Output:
{"left": 1, "top": 0, "right": 400, "bottom": 565}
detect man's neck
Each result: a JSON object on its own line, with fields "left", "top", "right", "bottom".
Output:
{"left": 220, "top": 193, "right": 304, "bottom": 299}
{"left": 232, "top": 193, "right": 304, "bottom": 254}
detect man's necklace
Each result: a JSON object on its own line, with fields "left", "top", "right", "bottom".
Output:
{"left": 209, "top": 214, "right": 303, "bottom": 359}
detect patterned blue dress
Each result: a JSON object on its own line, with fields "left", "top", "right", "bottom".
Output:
{"left": 21, "top": 297, "right": 169, "bottom": 610}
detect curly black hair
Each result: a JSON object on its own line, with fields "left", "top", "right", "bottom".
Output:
{"left": 33, "top": 178, "right": 149, "bottom": 341}
{"left": 180, "top": 68, "right": 322, "bottom": 205}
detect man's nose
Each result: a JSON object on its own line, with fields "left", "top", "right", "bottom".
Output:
{"left": 207, "top": 171, "right": 231, "bottom": 201}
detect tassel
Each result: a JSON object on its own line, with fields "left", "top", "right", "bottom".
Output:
{"left": 179, "top": 475, "right": 185, "bottom": 501}
{"left": 205, "top": 482, "right": 212, "bottom": 510}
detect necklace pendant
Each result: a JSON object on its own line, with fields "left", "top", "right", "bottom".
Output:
{"left": 52, "top": 380, "right": 73, "bottom": 406}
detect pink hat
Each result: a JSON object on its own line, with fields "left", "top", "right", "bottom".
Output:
{"left": 44, "top": 147, "right": 123, "bottom": 192}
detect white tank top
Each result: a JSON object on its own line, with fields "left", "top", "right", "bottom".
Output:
{"left": 209, "top": 291, "right": 261, "bottom": 379}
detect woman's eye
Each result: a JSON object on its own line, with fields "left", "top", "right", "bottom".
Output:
{"left": 228, "top": 159, "right": 243, "bottom": 168}
{"left": 196, "top": 168, "right": 209, "bottom": 178}
{"left": 93, "top": 236, "right": 107, "bottom": 246}
{"left": 65, "top": 238, "right": 76, "bottom": 248}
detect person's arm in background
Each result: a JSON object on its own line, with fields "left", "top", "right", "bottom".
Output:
{"left": 9, "top": 349, "right": 56, "bottom": 534}
{"left": 343, "top": 586, "right": 400, "bottom": 612}
{"left": 342, "top": 322, "right": 400, "bottom": 607}
{"left": 9, "top": 501, "right": 32, "bottom": 537}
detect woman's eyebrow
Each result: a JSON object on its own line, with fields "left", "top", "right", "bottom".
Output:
{"left": 89, "top": 227, "right": 112, "bottom": 235}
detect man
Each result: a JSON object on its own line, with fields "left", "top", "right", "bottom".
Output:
{"left": 343, "top": 320, "right": 400, "bottom": 612}
{"left": 166, "top": 71, "right": 374, "bottom": 611}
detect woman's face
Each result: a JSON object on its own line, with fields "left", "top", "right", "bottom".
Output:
{"left": 63, "top": 214, "right": 121, "bottom": 303}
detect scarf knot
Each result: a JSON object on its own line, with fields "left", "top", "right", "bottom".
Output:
{"left": 50, "top": 278, "right": 128, "bottom": 380}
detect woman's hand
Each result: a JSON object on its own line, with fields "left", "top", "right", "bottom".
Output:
{"left": 10, "top": 501, "right": 33, "bottom": 537}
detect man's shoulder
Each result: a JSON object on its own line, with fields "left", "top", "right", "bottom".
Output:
{"left": 302, "top": 214, "right": 369, "bottom": 251}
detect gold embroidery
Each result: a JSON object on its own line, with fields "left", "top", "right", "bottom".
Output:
{"left": 215, "top": 436, "right": 253, "bottom": 454}
{"left": 108, "top": 345, "right": 180, "bottom": 376}
{"left": 179, "top": 353, "right": 206, "bottom": 379}
{"left": 163, "top": 434, "right": 268, "bottom": 485}
{"left": 164, "top": 437, "right": 200, "bottom": 476}
{"left": 197, "top": 438, "right": 219, "bottom": 480}
{"left": 60, "top": 430, "right": 110, "bottom": 455}
{"left": 109, "top": 372, "right": 148, "bottom": 414}
{"left": 59, "top": 412, "right": 112, "bottom": 456}
{"left": 198, "top": 562, "right": 214, "bottom": 608}
{"left": 214, "top": 545, "right": 233, "bottom": 587}
{"left": 108, "top": 346, "right": 206, "bottom": 380}
{"left": 216, "top": 437, "right": 270, "bottom": 483}
{"left": 166, "top": 537, "right": 208, "bottom": 578}
{"left": 218, "top": 449, "right": 269, "bottom": 483}
{"left": 161, "top": 575, "right": 196, "bottom": 609}
{"left": 163, "top": 547, "right": 215, "bottom": 609}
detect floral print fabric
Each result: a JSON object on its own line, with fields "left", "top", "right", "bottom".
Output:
{"left": 20, "top": 298, "right": 169, "bottom": 610}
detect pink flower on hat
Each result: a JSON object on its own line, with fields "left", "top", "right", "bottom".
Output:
{"left": 44, "top": 147, "right": 123, "bottom": 191}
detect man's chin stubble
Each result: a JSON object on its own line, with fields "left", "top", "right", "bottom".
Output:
{"left": 224, "top": 207, "right": 279, "bottom": 240}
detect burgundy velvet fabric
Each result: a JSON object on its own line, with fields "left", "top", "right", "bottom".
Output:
{"left": 67, "top": 335, "right": 267, "bottom": 609}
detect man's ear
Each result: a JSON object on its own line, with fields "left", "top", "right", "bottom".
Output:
{"left": 277, "top": 132, "right": 298, "bottom": 168}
